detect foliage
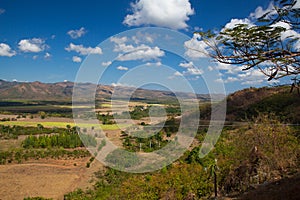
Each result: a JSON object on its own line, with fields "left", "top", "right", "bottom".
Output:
{"left": 0, "top": 148, "right": 90, "bottom": 165}
{"left": 105, "top": 149, "right": 141, "bottom": 169}
{"left": 222, "top": 113, "right": 300, "bottom": 193}
{"left": 0, "top": 125, "right": 66, "bottom": 139}
{"left": 97, "top": 113, "right": 115, "bottom": 125}
{"left": 197, "top": 0, "right": 300, "bottom": 81}
{"left": 22, "top": 132, "right": 84, "bottom": 149}
{"left": 24, "top": 197, "right": 53, "bottom": 200}
{"left": 121, "top": 117, "right": 179, "bottom": 152}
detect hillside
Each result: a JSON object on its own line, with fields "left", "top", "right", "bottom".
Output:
{"left": 0, "top": 80, "right": 210, "bottom": 102}
{"left": 226, "top": 86, "right": 300, "bottom": 123}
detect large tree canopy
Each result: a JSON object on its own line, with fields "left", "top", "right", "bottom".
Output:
{"left": 196, "top": 0, "right": 300, "bottom": 83}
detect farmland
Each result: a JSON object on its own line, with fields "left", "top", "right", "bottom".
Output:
{"left": 0, "top": 86, "right": 299, "bottom": 199}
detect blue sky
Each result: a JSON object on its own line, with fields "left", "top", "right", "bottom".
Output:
{"left": 0, "top": 0, "right": 295, "bottom": 94}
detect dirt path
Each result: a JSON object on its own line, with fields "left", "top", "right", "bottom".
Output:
{"left": 0, "top": 157, "right": 103, "bottom": 200}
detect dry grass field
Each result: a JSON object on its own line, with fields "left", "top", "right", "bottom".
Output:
{"left": 0, "top": 157, "right": 103, "bottom": 200}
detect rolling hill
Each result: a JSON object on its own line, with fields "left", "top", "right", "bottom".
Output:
{"left": 225, "top": 86, "right": 300, "bottom": 123}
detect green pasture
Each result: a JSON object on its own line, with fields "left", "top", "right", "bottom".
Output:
{"left": 0, "top": 121, "right": 128, "bottom": 130}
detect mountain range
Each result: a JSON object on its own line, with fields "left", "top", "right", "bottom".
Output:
{"left": 0, "top": 80, "right": 211, "bottom": 102}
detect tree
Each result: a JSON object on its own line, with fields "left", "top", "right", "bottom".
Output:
{"left": 196, "top": 0, "right": 300, "bottom": 82}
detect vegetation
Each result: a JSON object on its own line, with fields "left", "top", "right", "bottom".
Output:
{"left": 0, "top": 148, "right": 90, "bottom": 165}
{"left": 121, "top": 117, "right": 179, "bottom": 152}
{"left": 0, "top": 125, "right": 66, "bottom": 139}
{"left": 197, "top": 0, "right": 300, "bottom": 82}
{"left": 0, "top": 82, "right": 298, "bottom": 199}
{"left": 22, "top": 133, "right": 84, "bottom": 149}
{"left": 64, "top": 113, "right": 299, "bottom": 199}
{"left": 0, "top": 125, "right": 94, "bottom": 164}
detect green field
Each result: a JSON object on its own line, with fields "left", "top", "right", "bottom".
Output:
{"left": 0, "top": 121, "right": 128, "bottom": 130}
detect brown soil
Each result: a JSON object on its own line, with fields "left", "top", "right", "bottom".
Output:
{"left": 0, "top": 157, "right": 103, "bottom": 200}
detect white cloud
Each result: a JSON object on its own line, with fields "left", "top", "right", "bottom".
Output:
{"left": 145, "top": 61, "right": 162, "bottom": 66}
{"left": 0, "top": 8, "right": 5, "bottom": 15}
{"left": 131, "top": 32, "right": 155, "bottom": 44}
{"left": 44, "top": 52, "right": 51, "bottom": 59}
{"left": 174, "top": 71, "right": 183, "bottom": 76}
{"left": 117, "top": 46, "right": 164, "bottom": 61}
{"left": 111, "top": 38, "right": 164, "bottom": 61}
{"left": 184, "top": 33, "right": 209, "bottom": 58}
{"left": 215, "top": 78, "right": 224, "bottom": 83}
{"left": 270, "top": 21, "right": 300, "bottom": 50}
{"left": 18, "top": 38, "right": 47, "bottom": 53}
{"left": 65, "top": 43, "right": 102, "bottom": 55}
{"left": 223, "top": 18, "right": 254, "bottom": 30}
{"left": 184, "top": 67, "right": 203, "bottom": 75}
{"left": 179, "top": 61, "right": 203, "bottom": 76}
{"left": 214, "top": 63, "right": 244, "bottom": 74}
{"left": 110, "top": 36, "right": 128, "bottom": 44}
{"left": 117, "top": 66, "right": 129, "bottom": 71}
{"left": 224, "top": 77, "right": 239, "bottom": 83}
{"left": 110, "top": 36, "right": 162, "bottom": 61}
{"left": 0, "top": 43, "right": 16, "bottom": 57}
{"left": 67, "top": 27, "right": 87, "bottom": 39}
{"left": 101, "top": 61, "right": 112, "bottom": 67}
{"left": 111, "top": 82, "right": 135, "bottom": 88}
{"left": 123, "top": 0, "right": 194, "bottom": 30}
{"left": 32, "top": 55, "right": 38, "bottom": 60}
{"left": 72, "top": 56, "right": 82, "bottom": 63}
{"left": 179, "top": 61, "right": 194, "bottom": 68}
{"left": 208, "top": 66, "right": 214, "bottom": 71}
{"left": 249, "top": 2, "right": 274, "bottom": 20}
{"left": 294, "top": 0, "right": 300, "bottom": 8}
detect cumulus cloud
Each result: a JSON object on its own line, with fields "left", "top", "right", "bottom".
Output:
{"left": 111, "top": 36, "right": 164, "bottom": 61}
{"left": 184, "top": 33, "right": 209, "bottom": 58}
{"left": 223, "top": 18, "right": 254, "bottom": 30}
{"left": 179, "top": 61, "right": 203, "bottom": 76}
{"left": 123, "top": 0, "right": 194, "bottom": 30}
{"left": 0, "top": 43, "right": 16, "bottom": 57}
{"left": 67, "top": 27, "right": 87, "bottom": 39}
{"left": 101, "top": 61, "right": 112, "bottom": 67}
{"left": 179, "top": 61, "right": 194, "bottom": 68}
{"left": 72, "top": 56, "right": 82, "bottom": 63}
{"left": 132, "top": 32, "right": 155, "bottom": 44}
{"left": 117, "top": 66, "right": 129, "bottom": 71}
{"left": 65, "top": 43, "right": 102, "bottom": 55}
{"left": 249, "top": 2, "right": 275, "bottom": 20}
{"left": 184, "top": 67, "right": 203, "bottom": 75}
{"left": 110, "top": 36, "right": 128, "bottom": 44}
{"left": 18, "top": 38, "right": 47, "bottom": 53}
{"left": 270, "top": 21, "right": 300, "bottom": 50}
{"left": 174, "top": 71, "right": 183, "bottom": 76}
{"left": 117, "top": 46, "right": 164, "bottom": 61}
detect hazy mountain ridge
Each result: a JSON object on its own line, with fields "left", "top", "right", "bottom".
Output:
{"left": 0, "top": 80, "right": 211, "bottom": 101}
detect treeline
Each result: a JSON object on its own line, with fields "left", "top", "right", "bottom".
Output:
{"left": 0, "top": 148, "right": 90, "bottom": 165}
{"left": 0, "top": 125, "right": 66, "bottom": 139}
{"left": 22, "top": 132, "right": 84, "bottom": 149}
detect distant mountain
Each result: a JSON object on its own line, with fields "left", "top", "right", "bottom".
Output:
{"left": 0, "top": 80, "right": 211, "bottom": 102}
